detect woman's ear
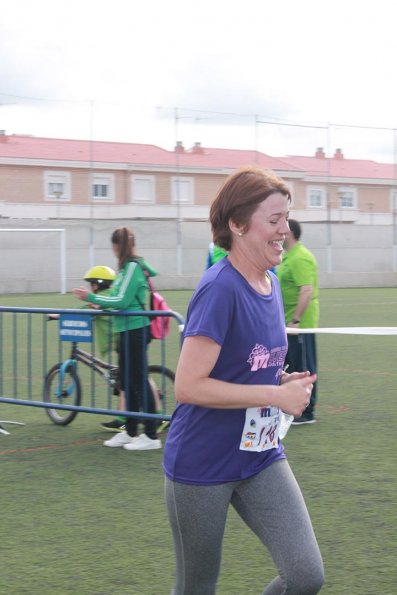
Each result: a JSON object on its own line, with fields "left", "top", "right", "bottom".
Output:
{"left": 228, "top": 218, "right": 245, "bottom": 237}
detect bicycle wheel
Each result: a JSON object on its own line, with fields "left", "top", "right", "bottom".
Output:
{"left": 43, "top": 363, "right": 82, "bottom": 425}
{"left": 148, "top": 365, "right": 175, "bottom": 433}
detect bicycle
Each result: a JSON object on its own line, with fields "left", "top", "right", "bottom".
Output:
{"left": 43, "top": 340, "right": 175, "bottom": 429}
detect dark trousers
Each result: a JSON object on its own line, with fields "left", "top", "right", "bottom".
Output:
{"left": 118, "top": 327, "right": 157, "bottom": 439}
{"left": 285, "top": 333, "right": 318, "bottom": 417}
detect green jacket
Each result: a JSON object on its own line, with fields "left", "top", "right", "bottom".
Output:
{"left": 86, "top": 258, "right": 157, "bottom": 333}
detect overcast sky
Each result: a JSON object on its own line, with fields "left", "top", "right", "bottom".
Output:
{"left": 1, "top": 0, "right": 397, "bottom": 161}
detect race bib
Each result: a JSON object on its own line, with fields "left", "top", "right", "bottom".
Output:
{"left": 240, "top": 406, "right": 280, "bottom": 452}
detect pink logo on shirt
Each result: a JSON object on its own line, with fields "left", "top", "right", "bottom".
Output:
{"left": 247, "top": 344, "right": 270, "bottom": 371}
{"left": 247, "top": 344, "right": 288, "bottom": 372}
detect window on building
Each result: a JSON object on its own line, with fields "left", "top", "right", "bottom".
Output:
{"left": 131, "top": 175, "right": 155, "bottom": 203}
{"left": 93, "top": 184, "right": 108, "bottom": 198}
{"left": 338, "top": 187, "right": 356, "bottom": 208}
{"left": 171, "top": 177, "right": 194, "bottom": 204}
{"left": 307, "top": 187, "right": 325, "bottom": 208}
{"left": 44, "top": 172, "right": 70, "bottom": 200}
{"left": 92, "top": 175, "right": 114, "bottom": 201}
{"left": 49, "top": 182, "right": 64, "bottom": 195}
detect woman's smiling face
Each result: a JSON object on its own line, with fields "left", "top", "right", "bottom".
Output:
{"left": 236, "top": 192, "right": 290, "bottom": 269}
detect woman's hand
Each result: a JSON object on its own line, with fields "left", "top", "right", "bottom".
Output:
{"left": 278, "top": 373, "right": 317, "bottom": 417}
{"left": 280, "top": 370, "right": 311, "bottom": 385}
{"left": 47, "top": 313, "right": 60, "bottom": 320}
{"left": 72, "top": 287, "right": 89, "bottom": 301}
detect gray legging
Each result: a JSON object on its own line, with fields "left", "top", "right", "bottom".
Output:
{"left": 165, "top": 459, "right": 324, "bottom": 594}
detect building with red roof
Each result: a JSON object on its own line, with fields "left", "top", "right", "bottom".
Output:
{"left": 0, "top": 133, "right": 396, "bottom": 223}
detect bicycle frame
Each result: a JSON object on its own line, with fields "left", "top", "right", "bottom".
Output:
{"left": 48, "top": 337, "right": 175, "bottom": 427}
{"left": 56, "top": 341, "right": 118, "bottom": 398}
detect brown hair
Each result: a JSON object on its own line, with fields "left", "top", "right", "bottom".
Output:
{"left": 111, "top": 227, "right": 136, "bottom": 269}
{"left": 210, "top": 166, "right": 291, "bottom": 251}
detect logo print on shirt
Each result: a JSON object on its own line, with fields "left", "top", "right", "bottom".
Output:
{"left": 247, "top": 344, "right": 288, "bottom": 372}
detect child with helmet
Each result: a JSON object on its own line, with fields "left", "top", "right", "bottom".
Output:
{"left": 49, "top": 265, "right": 124, "bottom": 428}
{"left": 85, "top": 261, "right": 163, "bottom": 436}
{"left": 83, "top": 265, "right": 117, "bottom": 358}
{"left": 82, "top": 265, "right": 127, "bottom": 431}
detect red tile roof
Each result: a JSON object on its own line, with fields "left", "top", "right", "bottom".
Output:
{"left": 0, "top": 134, "right": 296, "bottom": 172}
{"left": 0, "top": 135, "right": 396, "bottom": 181}
{"left": 0, "top": 134, "right": 169, "bottom": 164}
{"left": 280, "top": 155, "right": 396, "bottom": 180}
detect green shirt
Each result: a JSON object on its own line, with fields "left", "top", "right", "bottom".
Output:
{"left": 89, "top": 288, "right": 117, "bottom": 358}
{"left": 86, "top": 259, "right": 157, "bottom": 333}
{"left": 277, "top": 242, "right": 319, "bottom": 328}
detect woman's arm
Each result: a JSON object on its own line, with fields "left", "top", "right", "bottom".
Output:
{"left": 175, "top": 336, "right": 316, "bottom": 416}
{"left": 91, "top": 262, "right": 139, "bottom": 309}
{"left": 74, "top": 262, "right": 140, "bottom": 310}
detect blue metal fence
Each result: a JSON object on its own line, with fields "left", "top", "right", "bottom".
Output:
{"left": 0, "top": 306, "right": 184, "bottom": 424}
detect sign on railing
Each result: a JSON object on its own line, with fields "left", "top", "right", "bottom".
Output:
{"left": 59, "top": 314, "right": 93, "bottom": 342}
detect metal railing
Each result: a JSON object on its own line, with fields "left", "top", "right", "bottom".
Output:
{"left": 0, "top": 306, "right": 184, "bottom": 425}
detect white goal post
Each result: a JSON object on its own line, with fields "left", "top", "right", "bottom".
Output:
{"left": 0, "top": 228, "right": 66, "bottom": 294}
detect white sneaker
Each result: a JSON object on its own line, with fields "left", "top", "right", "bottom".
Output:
{"left": 123, "top": 433, "right": 162, "bottom": 451}
{"left": 0, "top": 424, "right": 10, "bottom": 436}
{"left": 103, "top": 432, "right": 137, "bottom": 448}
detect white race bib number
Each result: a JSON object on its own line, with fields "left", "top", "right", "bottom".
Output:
{"left": 240, "top": 406, "right": 280, "bottom": 452}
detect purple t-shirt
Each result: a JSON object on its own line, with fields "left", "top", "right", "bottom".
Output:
{"left": 163, "top": 258, "right": 288, "bottom": 485}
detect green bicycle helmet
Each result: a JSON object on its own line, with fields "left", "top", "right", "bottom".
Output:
{"left": 84, "top": 265, "right": 116, "bottom": 289}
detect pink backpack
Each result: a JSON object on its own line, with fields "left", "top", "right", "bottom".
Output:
{"left": 135, "top": 261, "right": 171, "bottom": 340}
{"left": 147, "top": 278, "right": 171, "bottom": 340}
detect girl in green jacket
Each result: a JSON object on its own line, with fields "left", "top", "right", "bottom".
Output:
{"left": 73, "top": 227, "right": 161, "bottom": 451}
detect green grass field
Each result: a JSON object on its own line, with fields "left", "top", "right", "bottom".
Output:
{"left": 1, "top": 288, "right": 397, "bottom": 594}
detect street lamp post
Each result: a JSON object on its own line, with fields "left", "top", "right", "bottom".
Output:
{"left": 174, "top": 108, "right": 183, "bottom": 276}
{"left": 53, "top": 190, "right": 63, "bottom": 219}
{"left": 393, "top": 129, "right": 397, "bottom": 271}
{"left": 326, "top": 124, "right": 333, "bottom": 273}
{"left": 368, "top": 202, "right": 375, "bottom": 225}
{"left": 89, "top": 100, "right": 95, "bottom": 267}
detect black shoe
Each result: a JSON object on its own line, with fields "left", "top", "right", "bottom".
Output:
{"left": 100, "top": 419, "right": 126, "bottom": 431}
{"left": 291, "top": 415, "right": 316, "bottom": 425}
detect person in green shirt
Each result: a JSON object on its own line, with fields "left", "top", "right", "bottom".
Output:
{"left": 206, "top": 241, "right": 228, "bottom": 269}
{"left": 73, "top": 227, "right": 161, "bottom": 451}
{"left": 277, "top": 219, "right": 319, "bottom": 424}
